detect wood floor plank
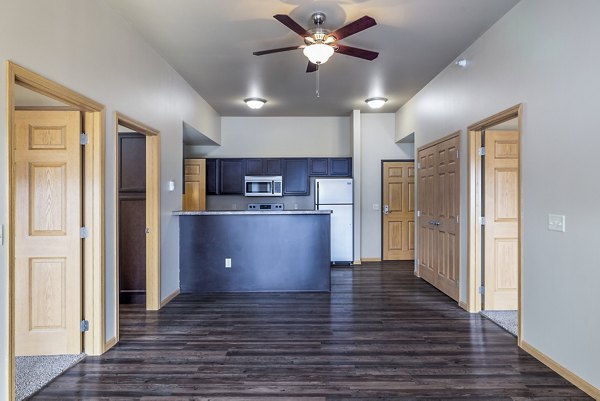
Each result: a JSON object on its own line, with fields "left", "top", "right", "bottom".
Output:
{"left": 32, "top": 262, "right": 591, "bottom": 400}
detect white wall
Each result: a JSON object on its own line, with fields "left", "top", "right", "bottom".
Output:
{"left": 0, "top": 1, "right": 220, "bottom": 397}
{"left": 360, "top": 114, "right": 414, "bottom": 259}
{"left": 188, "top": 116, "right": 351, "bottom": 158}
{"left": 396, "top": 0, "right": 600, "bottom": 390}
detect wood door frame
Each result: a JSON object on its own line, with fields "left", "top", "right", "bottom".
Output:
{"left": 466, "top": 104, "right": 523, "bottom": 340}
{"left": 114, "top": 113, "right": 161, "bottom": 344}
{"left": 6, "top": 61, "right": 106, "bottom": 400}
{"left": 380, "top": 159, "right": 415, "bottom": 261}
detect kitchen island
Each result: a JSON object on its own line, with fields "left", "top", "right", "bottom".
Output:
{"left": 174, "top": 210, "right": 332, "bottom": 292}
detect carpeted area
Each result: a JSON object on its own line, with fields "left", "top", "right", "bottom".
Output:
{"left": 480, "top": 310, "right": 518, "bottom": 336}
{"left": 16, "top": 353, "right": 85, "bottom": 400}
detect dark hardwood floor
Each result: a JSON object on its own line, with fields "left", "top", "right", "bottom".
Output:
{"left": 33, "top": 262, "right": 590, "bottom": 400}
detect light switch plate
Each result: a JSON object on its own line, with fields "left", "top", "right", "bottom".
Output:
{"left": 225, "top": 258, "right": 232, "bottom": 268}
{"left": 168, "top": 180, "right": 176, "bottom": 192}
{"left": 373, "top": 204, "right": 380, "bottom": 211}
{"left": 548, "top": 214, "right": 566, "bottom": 232}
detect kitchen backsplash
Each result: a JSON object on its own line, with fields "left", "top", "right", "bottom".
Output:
{"left": 206, "top": 194, "right": 315, "bottom": 211}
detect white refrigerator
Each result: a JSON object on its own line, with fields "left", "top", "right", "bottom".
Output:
{"left": 315, "top": 178, "right": 353, "bottom": 265}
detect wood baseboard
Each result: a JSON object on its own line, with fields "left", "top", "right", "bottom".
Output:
{"left": 353, "top": 260, "right": 362, "bottom": 265}
{"left": 361, "top": 258, "right": 382, "bottom": 263}
{"left": 458, "top": 301, "right": 470, "bottom": 312}
{"left": 520, "top": 340, "right": 600, "bottom": 399}
{"left": 160, "top": 288, "right": 180, "bottom": 308}
{"left": 103, "top": 336, "right": 117, "bottom": 353}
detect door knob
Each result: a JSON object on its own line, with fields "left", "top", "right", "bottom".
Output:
{"left": 145, "top": 227, "right": 150, "bottom": 234}
{"left": 383, "top": 205, "right": 389, "bottom": 215}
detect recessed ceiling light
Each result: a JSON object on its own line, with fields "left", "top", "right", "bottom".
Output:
{"left": 244, "top": 98, "right": 267, "bottom": 109}
{"left": 365, "top": 97, "right": 388, "bottom": 109}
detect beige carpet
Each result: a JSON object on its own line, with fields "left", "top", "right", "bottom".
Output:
{"left": 16, "top": 353, "right": 85, "bottom": 400}
{"left": 480, "top": 310, "right": 518, "bottom": 336}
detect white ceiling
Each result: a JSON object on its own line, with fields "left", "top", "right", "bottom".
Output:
{"left": 106, "top": 0, "right": 519, "bottom": 117}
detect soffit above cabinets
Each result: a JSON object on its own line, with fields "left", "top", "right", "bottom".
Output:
{"left": 106, "top": 0, "right": 519, "bottom": 116}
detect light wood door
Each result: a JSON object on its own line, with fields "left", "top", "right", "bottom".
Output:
{"left": 434, "top": 136, "right": 460, "bottom": 300}
{"left": 417, "top": 135, "right": 460, "bottom": 301}
{"left": 14, "top": 110, "right": 82, "bottom": 355}
{"left": 417, "top": 145, "right": 438, "bottom": 284}
{"left": 183, "top": 159, "right": 206, "bottom": 211}
{"left": 484, "top": 130, "right": 519, "bottom": 310}
{"left": 383, "top": 162, "right": 415, "bottom": 260}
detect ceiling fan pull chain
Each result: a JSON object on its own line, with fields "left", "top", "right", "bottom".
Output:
{"left": 316, "top": 65, "right": 320, "bottom": 98}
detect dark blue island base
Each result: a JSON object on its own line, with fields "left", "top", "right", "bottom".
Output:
{"left": 176, "top": 211, "right": 332, "bottom": 293}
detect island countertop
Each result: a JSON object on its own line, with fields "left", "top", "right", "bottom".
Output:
{"left": 173, "top": 210, "right": 332, "bottom": 216}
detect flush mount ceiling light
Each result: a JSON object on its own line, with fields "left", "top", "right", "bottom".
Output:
{"left": 244, "top": 98, "right": 267, "bottom": 109}
{"left": 455, "top": 58, "right": 469, "bottom": 67}
{"left": 365, "top": 97, "right": 388, "bottom": 109}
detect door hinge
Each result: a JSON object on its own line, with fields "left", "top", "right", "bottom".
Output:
{"left": 80, "top": 133, "right": 89, "bottom": 145}
{"left": 417, "top": 210, "right": 421, "bottom": 217}
{"left": 416, "top": 258, "right": 420, "bottom": 265}
{"left": 80, "top": 320, "right": 89, "bottom": 332}
{"left": 479, "top": 216, "right": 486, "bottom": 226}
{"left": 478, "top": 285, "right": 485, "bottom": 295}
{"left": 456, "top": 149, "right": 460, "bottom": 159}
{"left": 478, "top": 147, "right": 486, "bottom": 156}
{"left": 80, "top": 227, "right": 89, "bottom": 239}
{"left": 417, "top": 162, "right": 421, "bottom": 169}
{"left": 456, "top": 215, "right": 459, "bottom": 224}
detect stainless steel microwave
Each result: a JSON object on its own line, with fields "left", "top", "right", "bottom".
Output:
{"left": 244, "top": 175, "right": 283, "bottom": 197}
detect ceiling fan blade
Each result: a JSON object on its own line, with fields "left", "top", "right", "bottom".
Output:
{"left": 306, "top": 62, "right": 318, "bottom": 73}
{"left": 335, "top": 44, "right": 379, "bottom": 61}
{"left": 329, "top": 16, "right": 377, "bottom": 40}
{"left": 253, "top": 46, "right": 301, "bottom": 56}
{"left": 274, "top": 14, "right": 311, "bottom": 37}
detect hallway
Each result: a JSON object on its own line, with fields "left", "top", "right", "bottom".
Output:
{"left": 33, "top": 262, "right": 590, "bottom": 399}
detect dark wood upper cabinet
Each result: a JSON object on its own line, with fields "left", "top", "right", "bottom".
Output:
{"left": 245, "top": 158, "right": 282, "bottom": 176}
{"left": 245, "top": 158, "right": 263, "bottom": 175}
{"left": 329, "top": 158, "right": 352, "bottom": 176}
{"left": 283, "top": 158, "right": 310, "bottom": 195}
{"left": 206, "top": 158, "right": 219, "bottom": 195}
{"left": 207, "top": 157, "right": 351, "bottom": 196}
{"left": 119, "top": 133, "right": 146, "bottom": 192}
{"left": 309, "top": 158, "right": 329, "bottom": 176}
{"left": 220, "top": 159, "right": 245, "bottom": 194}
{"left": 264, "top": 158, "right": 282, "bottom": 175}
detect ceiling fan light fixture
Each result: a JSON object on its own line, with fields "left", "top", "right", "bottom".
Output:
{"left": 365, "top": 97, "right": 388, "bottom": 109}
{"left": 303, "top": 43, "right": 335, "bottom": 65}
{"left": 244, "top": 98, "right": 267, "bottom": 109}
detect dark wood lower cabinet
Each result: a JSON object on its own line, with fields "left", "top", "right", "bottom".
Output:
{"left": 32, "top": 262, "right": 591, "bottom": 400}
{"left": 118, "top": 197, "right": 146, "bottom": 304}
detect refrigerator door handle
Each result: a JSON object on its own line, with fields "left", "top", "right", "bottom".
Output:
{"left": 316, "top": 182, "right": 320, "bottom": 205}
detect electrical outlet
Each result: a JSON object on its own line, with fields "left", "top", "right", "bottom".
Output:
{"left": 294, "top": 204, "right": 299, "bottom": 210}
{"left": 225, "top": 258, "right": 232, "bottom": 268}
{"left": 548, "top": 214, "right": 566, "bottom": 232}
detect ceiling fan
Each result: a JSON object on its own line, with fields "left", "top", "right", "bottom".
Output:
{"left": 253, "top": 12, "right": 379, "bottom": 73}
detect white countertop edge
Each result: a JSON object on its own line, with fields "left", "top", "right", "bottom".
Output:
{"left": 173, "top": 210, "right": 333, "bottom": 216}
